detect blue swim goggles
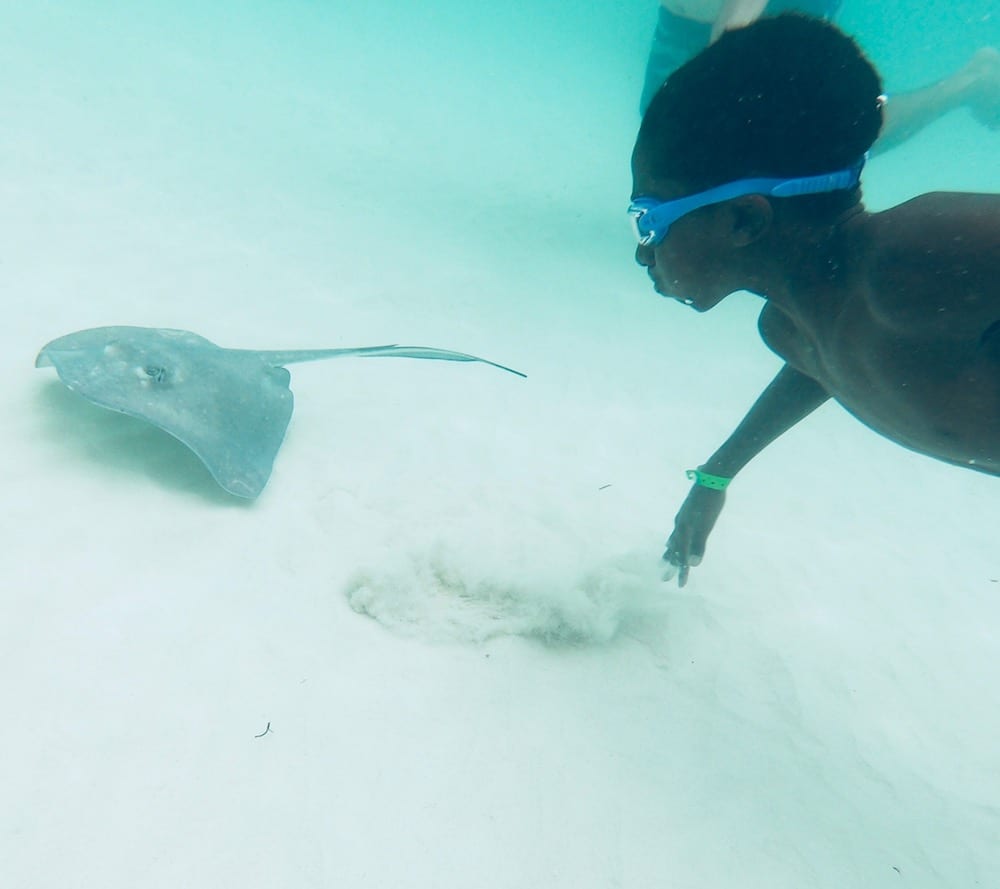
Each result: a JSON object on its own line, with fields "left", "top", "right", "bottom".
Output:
{"left": 628, "top": 156, "right": 866, "bottom": 247}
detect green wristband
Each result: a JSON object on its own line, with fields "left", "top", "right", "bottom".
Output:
{"left": 686, "top": 468, "right": 731, "bottom": 490}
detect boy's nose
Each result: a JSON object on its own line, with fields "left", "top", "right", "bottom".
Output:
{"left": 635, "top": 243, "right": 655, "bottom": 268}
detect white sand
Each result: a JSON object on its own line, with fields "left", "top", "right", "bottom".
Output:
{"left": 3, "top": 2, "right": 999, "bottom": 887}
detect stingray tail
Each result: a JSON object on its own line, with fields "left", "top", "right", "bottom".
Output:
{"left": 258, "top": 345, "right": 526, "bottom": 378}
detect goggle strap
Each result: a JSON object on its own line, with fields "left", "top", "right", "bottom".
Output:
{"left": 628, "top": 155, "right": 866, "bottom": 246}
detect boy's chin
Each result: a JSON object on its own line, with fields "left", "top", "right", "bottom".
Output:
{"left": 653, "top": 278, "right": 721, "bottom": 311}
{"left": 685, "top": 289, "right": 732, "bottom": 313}
{"left": 666, "top": 292, "right": 703, "bottom": 310}
{"left": 654, "top": 284, "right": 696, "bottom": 307}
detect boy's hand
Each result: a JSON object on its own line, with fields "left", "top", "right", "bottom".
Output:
{"left": 662, "top": 485, "right": 726, "bottom": 586}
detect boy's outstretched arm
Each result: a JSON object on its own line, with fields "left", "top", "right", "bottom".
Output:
{"left": 664, "top": 364, "right": 830, "bottom": 585}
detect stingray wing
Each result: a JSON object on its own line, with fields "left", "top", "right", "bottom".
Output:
{"left": 37, "top": 327, "right": 294, "bottom": 499}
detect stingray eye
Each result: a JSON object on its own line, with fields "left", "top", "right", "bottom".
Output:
{"left": 143, "top": 365, "right": 168, "bottom": 383}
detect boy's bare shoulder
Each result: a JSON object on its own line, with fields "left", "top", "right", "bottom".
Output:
{"left": 871, "top": 192, "right": 1000, "bottom": 248}
{"left": 861, "top": 192, "right": 1000, "bottom": 336}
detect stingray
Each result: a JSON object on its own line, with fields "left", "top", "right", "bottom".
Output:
{"left": 36, "top": 326, "right": 525, "bottom": 499}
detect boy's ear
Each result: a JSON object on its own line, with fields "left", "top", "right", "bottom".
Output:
{"left": 727, "top": 195, "right": 773, "bottom": 245}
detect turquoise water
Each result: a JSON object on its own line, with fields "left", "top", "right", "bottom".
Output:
{"left": 6, "top": 1, "right": 997, "bottom": 326}
{"left": 845, "top": 0, "right": 999, "bottom": 85}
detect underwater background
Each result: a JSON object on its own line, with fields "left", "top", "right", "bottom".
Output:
{"left": 3, "top": 2, "right": 999, "bottom": 886}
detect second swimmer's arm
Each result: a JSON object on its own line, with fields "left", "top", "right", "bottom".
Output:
{"left": 711, "top": 0, "right": 769, "bottom": 41}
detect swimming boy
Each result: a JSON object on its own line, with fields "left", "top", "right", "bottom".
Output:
{"left": 641, "top": 1, "right": 1000, "bottom": 152}
{"left": 629, "top": 15, "right": 1000, "bottom": 585}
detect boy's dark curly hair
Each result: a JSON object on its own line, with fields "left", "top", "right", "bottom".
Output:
{"left": 639, "top": 14, "right": 884, "bottom": 190}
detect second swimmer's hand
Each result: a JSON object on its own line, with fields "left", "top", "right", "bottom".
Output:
{"left": 662, "top": 485, "right": 727, "bottom": 586}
